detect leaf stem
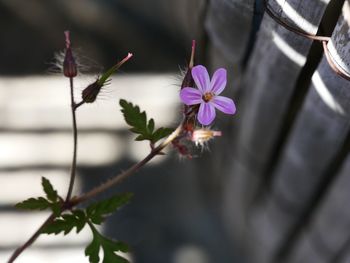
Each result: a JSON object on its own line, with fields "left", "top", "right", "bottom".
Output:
{"left": 71, "top": 123, "right": 183, "bottom": 205}
{"left": 7, "top": 121, "right": 184, "bottom": 263}
{"left": 7, "top": 213, "right": 56, "bottom": 263}
{"left": 65, "top": 77, "right": 78, "bottom": 201}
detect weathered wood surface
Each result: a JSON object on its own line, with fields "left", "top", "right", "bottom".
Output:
{"left": 267, "top": 3, "right": 350, "bottom": 262}
{"left": 221, "top": 0, "right": 330, "bottom": 252}
{"left": 194, "top": 0, "right": 255, "bottom": 235}
{"left": 285, "top": 154, "right": 350, "bottom": 263}
{"left": 205, "top": 0, "right": 255, "bottom": 70}
{"left": 250, "top": 52, "right": 350, "bottom": 262}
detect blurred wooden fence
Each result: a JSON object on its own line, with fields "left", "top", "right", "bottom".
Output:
{"left": 2, "top": 0, "right": 350, "bottom": 262}
{"left": 205, "top": 0, "right": 350, "bottom": 262}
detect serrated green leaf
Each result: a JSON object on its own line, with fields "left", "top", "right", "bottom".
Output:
{"left": 85, "top": 230, "right": 100, "bottom": 263}
{"left": 120, "top": 99, "right": 148, "bottom": 135}
{"left": 42, "top": 177, "right": 58, "bottom": 202}
{"left": 119, "top": 99, "right": 173, "bottom": 144}
{"left": 135, "top": 134, "right": 146, "bottom": 141}
{"left": 148, "top": 118, "right": 155, "bottom": 133}
{"left": 49, "top": 202, "right": 61, "bottom": 217}
{"left": 86, "top": 222, "right": 129, "bottom": 263}
{"left": 102, "top": 249, "right": 129, "bottom": 263}
{"left": 42, "top": 210, "right": 86, "bottom": 235}
{"left": 86, "top": 193, "right": 133, "bottom": 225}
{"left": 101, "top": 237, "right": 129, "bottom": 253}
{"left": 151, "top": 127, "right": 174, "bottom": 143}
{"left": 15, "top": 197, "right": 50, "bottom": 211}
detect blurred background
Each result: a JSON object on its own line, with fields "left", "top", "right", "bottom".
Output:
{"left": 0, "top": 1, "right": 241, "bottom": 263}
{"left": 2, "top": 1, "right": 350, "bottom": 263}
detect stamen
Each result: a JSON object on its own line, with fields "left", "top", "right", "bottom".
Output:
{"left": 203, "top": 92, "right": 214, "bottom": 102}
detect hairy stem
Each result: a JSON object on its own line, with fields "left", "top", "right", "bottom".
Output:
{"left": 65, "top": 77, "right": 78, "bottom": 201}
{"left": 71, "top": 123, "right": 183, "bottom": 205}
{"left": 7, "top": 213, "right": 56, "bottom": 263}
{"left": 8, "top": 122, "right": 183, "bottom": 262}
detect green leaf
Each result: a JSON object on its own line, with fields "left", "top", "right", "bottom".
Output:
{"left": 151, "top": 127, "right": 174, "bottom": 143}
{"left": 86, "top": 193, "right": 133, "bottom": 225}
{"left": 86, "top": 222, "right": 129, "bottom": 263}
{"left": 119, "top": 99, "right": 173, "bottom": 144}
{"left": 15, "top": 197, "right": 50, "bottom": 211}
{"left": 42, "top": 177, "right": 58, "bottom": 202}
{"left": 49, "top": 202, "right": 61, "bottom": 217}
{"left": 42, "top": 210, "right": 86, "bottom": 235}
{"left": 85, "top": 230, "right": 100, "bottom": 263}
{"left": 148, "top": 118, "right": 155, "bottom": 133}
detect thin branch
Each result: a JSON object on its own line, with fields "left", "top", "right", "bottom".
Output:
{"left": 74, "top": 100, "right": 85, "bottom": 110}
{"left": 7, "top": 213, "right": 56, "bottom": 263}
{"left": 7, "top": 121, "right": 184, "bottom": 263}
{"left": 71, "top": 123, "right": 184, "bottom": 205}
{"left": 65, "top": 77, "right": 79, "bottom": 201}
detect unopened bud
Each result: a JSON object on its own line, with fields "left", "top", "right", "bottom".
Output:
{"left": 63, "top": 31, "right": 77, "bottom": 78}
{"left": 82, "top": 80, "right": 102, "bottom": 103}
{"left": 81, "top": 53, "right": 133, "bottom": 103}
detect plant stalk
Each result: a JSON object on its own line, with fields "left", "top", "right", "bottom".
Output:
{"left": 65, "top": 77, "right": 78, "bottom": 201}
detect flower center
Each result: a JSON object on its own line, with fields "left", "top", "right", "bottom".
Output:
{"left": 202, "top": 92, "right": 214, "bottom": 102}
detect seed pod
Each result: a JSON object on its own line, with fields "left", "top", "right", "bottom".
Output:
{"left": 63, "top": 31, "right": 77, "bottom": 78}
{"left": 81, "top": 53, "right": 133, "bottom": 103}
{"left": 81, "top": 80, "right": 102, "bottom": 103}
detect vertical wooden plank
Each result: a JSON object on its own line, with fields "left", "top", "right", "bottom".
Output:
{"left": 250, "top": 2, "right": 350, "bottom": 262}
{"left": 194, "top": 1, "right": 256, "bottom": 251}
{"left": 205, "top": 0, "right": 255, "bottom": 69}
{"left": 285, "top": 153, "right": 350, "bottom": 263}
{"left": 221, "top": 0, "right": 330, "bottom": 254}
{"left": 197, "top": 0, "right": 255, "bottom": 239}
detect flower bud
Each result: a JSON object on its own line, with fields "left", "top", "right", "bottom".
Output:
{"left": 81, "top": 53, "right": 133, "bottom": 103}
{"left": 82, "top": 80, "right": 102, "bottom": 103}
{"left": 63, "top": 31, "right": 77, "bottom": 78}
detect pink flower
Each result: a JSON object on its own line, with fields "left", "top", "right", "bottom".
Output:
{"left": 180, "top": 65, "right": 236, "bottom": 125}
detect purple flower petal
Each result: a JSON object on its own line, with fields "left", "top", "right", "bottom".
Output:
{"left": 198, "top": 102, "right": 216, "bottom": 125}
{"left": 180, "top": 87, "right": 202, "bottom": 105}
{"left": 210, "top": 68, "right": 227, "bottom": 95}
{"left": 212, "top": 96, "right": 236, "bottom": 114}
{"left": 192, "top": 65, "right": 210, "bottom": 93}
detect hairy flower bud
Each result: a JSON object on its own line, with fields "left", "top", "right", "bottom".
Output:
{"left": 82, "top": 81, "right": 102, "bottom": 103}
{"left": 81, "top": 53, "right": 133, "bottom": 103}
{"left": 63, "top": 31, "right": 77, "bottom": 78}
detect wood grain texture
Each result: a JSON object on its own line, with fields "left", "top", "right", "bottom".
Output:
{"left": 221, "top": 1, "right": 329, "bottom": 257}
{"left": 196, "top": 1, "right": 256, "bottom": 236}
{"left": 249, "top": 2, "right": 350, "bottom": 262}
{"left": 205, "top": 0, "right": 255, "bottom": 67}
{"left": 285, "top": 155, "right": 350, "bottom": 263}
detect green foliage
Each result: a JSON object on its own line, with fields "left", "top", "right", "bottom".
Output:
{"left": 42, "top": 210, "right": 86, "bottom": 235}
{"left": 16, "top": 174, "right": 132, "bottom": 263}
{"left": 40, "top": 192, "right": 132, "bottom": 263}
{"left": 85, "top": 222, "right": 129, "bottom": 263}
{"left": 15, "top": 197, "right": 50, "bottom": 210}
{"left": 15, "top": 177, "right": 61, "bottom": 216}
{"left": 42, "top": 177, "right": 58, "bottom": 202}
{"left": 119, "top": 99, "right": 173, "bottom": 144}
{"left": 86, "top": 193, "right": 133, "bottom": 225}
